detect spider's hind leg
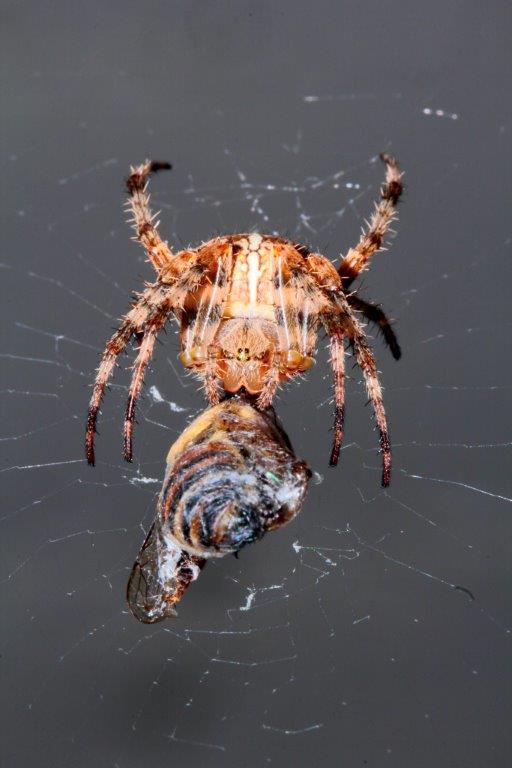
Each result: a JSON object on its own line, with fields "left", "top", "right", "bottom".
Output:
{"left": 323, "top": 301, "right": 392, "bottom": 487}
{"left": 327, "top": 330, "right": 346, "bottom": 466}
{"left": 349, "top": 329, "right": 391, "bottom": 487}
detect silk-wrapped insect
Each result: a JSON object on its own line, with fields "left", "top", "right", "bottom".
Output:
{"left": 127, "top": 398, "right": 311, "bottom": 623}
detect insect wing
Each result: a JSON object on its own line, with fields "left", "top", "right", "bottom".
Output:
{"left": 127, "top": 521, "right": 168, "bottom": 623}
{"left": 127, "top": 520, "right": 206, "bottom": 623}
{"left": 126, "top": 521, "right": 178, "bottom": 624}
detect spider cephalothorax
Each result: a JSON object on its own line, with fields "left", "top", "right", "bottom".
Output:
{"left": 86, "top": 155, "right": 404, "bottom": 485}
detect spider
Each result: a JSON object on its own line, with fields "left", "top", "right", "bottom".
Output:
{"left": 86, "top": 154, "right": 404, "bottom": 485}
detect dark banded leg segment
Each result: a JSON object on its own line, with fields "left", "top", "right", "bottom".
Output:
{"left": 125, "top": 160, "right": 174, "bottom": 272}
{"left": 123, "top": 313, "right": 168, "bottom": 462}
{"left": 86, "top": 320, "right": 134, "bottom": 466}
{"left": 339, "top": 153, "right": 403, "bottom": 287}
{"left": 324, "top": 293, "right": 391, "bottom": 487}
{"left": 328, "top": 331, "right": 346, "bottom": 466}
{"left": 350, "top": 330, "right": 391, "bottom": 487}
{"left": 347, "top": 294, "right": 402, "bottom": 360}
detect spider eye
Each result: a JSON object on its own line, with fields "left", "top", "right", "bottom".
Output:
{"left": 236, "top": 348, "right": 251, "bottom": 362}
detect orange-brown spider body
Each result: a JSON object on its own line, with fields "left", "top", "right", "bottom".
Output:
{"left": 86, "top": 156, "right": 404, "bottom": 485}
{"left": 174, "top": 234, "right": 324, "bottom": 400}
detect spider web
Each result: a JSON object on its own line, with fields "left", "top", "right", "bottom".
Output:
{"left": 2, "top": 16, "right": 511, "bottom": 765}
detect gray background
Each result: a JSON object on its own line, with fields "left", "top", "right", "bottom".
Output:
{"left": 2, "top": 1, "right": 511, "bottom": 766}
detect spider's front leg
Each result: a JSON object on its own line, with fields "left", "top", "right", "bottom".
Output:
{"left": 339, "top": 153, "right": 404, "bottom": 287}
{"left": 126, "top": 159, "right": 174, "bottom": 272}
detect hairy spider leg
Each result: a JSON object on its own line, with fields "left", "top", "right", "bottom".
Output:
{"left": 123, "top": 313, "right": 168, "bottom": 462}
{"left": 328, "top": 330, "right": 346, "bottom": 466}
{"left": 325, "top": 291, "right": 391, "bottom": 486}
{"left": 339, "top": 153, "right": 403, "bottom": 287}
{"left": 86, "top": 319, "right": 134, "bottom": 466}
{"left": 86, "top": 282, "right": 173, "bottom": 465}
{"left": 125, "top": 159, "right": 174, "bottom": 272}
{"left": 256, "top": 254, "right": 291, "bottom": 408}
{"left": 257, "top": 254, "right": 300, "bottom": 408}
{"left": 256, "top": 353, "right": 281, "bottom": 409}
{"left": 86, "top": 261, "right": 211, "bottom": 465}
{"left": 303, "top": 250, "right": 393, "bottom": 484}
{"left": 186, "top": 245, "right": 233, "bottom": 404}
{"left": 256, "top": 248, "right": 318, "bottom": 408}
{"left": 350, "top": 329, "right": 391, "bottom": 487}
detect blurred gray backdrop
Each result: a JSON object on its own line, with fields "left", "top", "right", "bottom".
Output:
{"left": 2, "top": 2, "right": 511, "bottom": 766}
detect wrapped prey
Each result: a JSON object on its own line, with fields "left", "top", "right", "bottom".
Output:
{"left": 127, "top": 398, "right": 310, "bottom": 623}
